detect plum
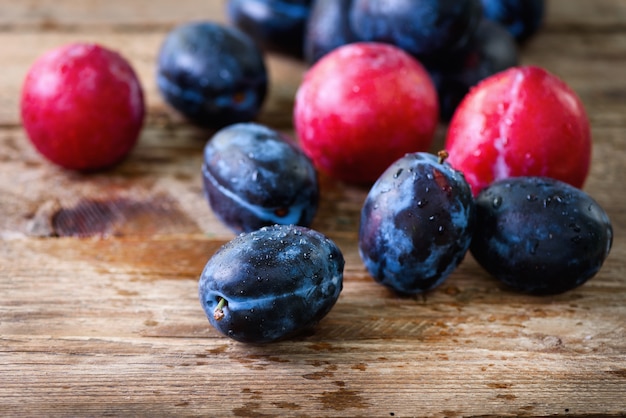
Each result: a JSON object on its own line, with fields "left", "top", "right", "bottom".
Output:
{"left": 198, "top": 224, "right": 344, "bottom": 343}
{"left": 294, "top": 42, "right": 439, "bottom": 184}
{"left": 304, "top": 0, "right": 357, "bottom": 65}
{"left": 227, "top": 0, "right": 313, "bottom": 58}
{"left": 202, "top": 122, "right": 319, "bottom": 233}
{"left": 20, "top": 43, "right": 144, "bottom": 171}
{"left": 156, "top": 21, "right": 267, "bottom": 129}
{"left": 480, "top": 0, "right": 545, "bottom": 43}
{"left": 349, "top": 0, "right": 483, "bottom": 58}
{"left": 471, "top": 176, "right": 613, "bottom": 294}
{"left": 445, "top": 65, "right": 591, "bottom": 195}
{"left": 359, "top": 151, "right": 475, "bottom": 294}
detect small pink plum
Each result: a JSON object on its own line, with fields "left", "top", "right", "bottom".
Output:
{"left": 294, "top": 42, "right": 439, "bottom": 184}
{"left": 444, "top": 65, "right": 591, "bottom": 195}
{"left": 20, "top": 43, "right": 145, "bottom": 171}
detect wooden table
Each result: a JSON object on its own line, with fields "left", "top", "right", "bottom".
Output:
{"left": 1, "top": 1, "right": 625, "bottom": 416}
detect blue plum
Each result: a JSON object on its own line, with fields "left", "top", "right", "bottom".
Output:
{"left": 428, "top": 18, "right": 519, "bottom": 121}
{"left": 480, "top": 0, "right": 545, "bottom": 43}
{"left": 156, "top": 21, "right": 267, "bottom": 129}
{"left": 470, "top": 177, "right": 613, "bottom": 295}
{"left": 202, "top": 122, "right": 319, "bottom": 233}
{"left": 227, "top": 0, "right": 313, "bottom": 58}
{"left": 198, "top": 224, "right": 344, "bottom": 343}
{"left": 349, "top": 0, "right": 483, "bottom": 58}
{"left": 359, "top": 151, "right": 475, "bottom": 295}
{"left": 304, "top": 0, "right": 357, "bottom": 65}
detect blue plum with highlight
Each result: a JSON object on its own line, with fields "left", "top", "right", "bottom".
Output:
{"left": 349, "top": 0, "right": 483, "bottom": 58}
{"left": 359, "top": 151, "right": 475, "bottom": 294}
{"left": 198, "top": 224, "right": 344, "bottom": 343}
{"left": 304, "top": 0, "right": 357, "bottom": 65}
{"left": 480, "top": 0, "right": 544, "bottom": 43}
{"left": 156, "top": 21, "right": 267, "bottom": 128}
{"left": 227, "top": 0, "right": 313, "bottom": 58}
{"left": 202, "top": 122, "right": 319, "bottom": 233}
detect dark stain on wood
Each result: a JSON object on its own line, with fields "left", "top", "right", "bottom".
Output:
{"left": 206, "top": 345, "right": 228, "bottom": 355}
{"left": 271, "top": 401, "right": 301, "bottom": 410}
{"left": 51, "top": 194, "right": 198, "bottom": 237}
{"left": 351, "top": 363, "right": 367, "bottom": 371}
{"left": 488, "top": 382, "right": 513, "bottom": 389}
{"left": 606, "top": 369, "right": 626, "bottom": 378}
{"left": 320, "top": 387, "right": 369, "bottom": 410}
{"left": 232, "top": 402, "right": 272, "bottom": 417}
{"left": 303, "top": 370, "right": 334, "bottom": 380}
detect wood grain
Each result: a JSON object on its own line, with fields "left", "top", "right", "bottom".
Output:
{"left": 1, "top": 1, "right": 625, "bottom": 417}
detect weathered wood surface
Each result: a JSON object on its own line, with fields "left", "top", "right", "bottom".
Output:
{"left": 1, "top": 1, "right": 625, "bottom": 416}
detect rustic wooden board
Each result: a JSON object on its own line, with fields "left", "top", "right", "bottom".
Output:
{"left": 1, "top": 1, "right": 625, "bottom": 417}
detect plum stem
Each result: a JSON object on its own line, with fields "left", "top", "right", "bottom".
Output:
{"left": 438, "top": 150, "right": 449, "bottom": 164}
{"left": 214, "top": 297, "right": 227, "bottom": 321}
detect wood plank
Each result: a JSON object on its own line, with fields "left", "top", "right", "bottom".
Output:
{"left": 2, "top": 336, "right": 625, "bottom": 417}
{"left": 1, "top": 233, "right": 625, "bottom": 415}
{"left": 2, "top": 235, "right": 625, "bottom": 344}
{"left": 2, "top": 245, "right": 625, "bottom": 417}
{"left": 545, "top": 0, "right": 626, "bottom": 30}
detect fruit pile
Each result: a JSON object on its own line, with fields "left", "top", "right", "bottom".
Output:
{"left": 231, "top": 0, "right": 541, "bottom": 120}
{"left": 19, "top": 0, "right": 613, "bottom": 344}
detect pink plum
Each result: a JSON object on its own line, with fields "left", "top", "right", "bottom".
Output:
{"left": 294, "top": 42, "right": 439, "bottom": 184}
{"left": 445, "top": 65, "right": 591, "bottom": 195}
{"left": 21, "top": 43, "right": 145, "bottom": 171}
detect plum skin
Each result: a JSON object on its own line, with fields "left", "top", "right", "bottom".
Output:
{"left": 359, "top": 152, "right": 475, "bottom": 294}
{"left": 349, "top": 0, "right": 483, "bottom": 57}
{"left": 198, "top": 224, "right": 344, "bottom": 343}
{"left": 294, "top": 42, "right": 439, "bottom": 185}
{"left": 202, "top": 123, "right": 319, "bottom": 233}
{"left": 470, "top": 177, "right": 613, "bottom": 295}
{"left": 227, "top": 0, "right": 313, "bottom": 58}
{"left": 20, "top": 43, "right": 145, "bottom": 171}
{"left": 427, "top": 18, "right": 519, "bottom": 122}
{"left": 305, "top": 0, "right": 483, "bottom": 64}
{"left": 304, "top": 0, "right": 357, "bottom": 65}
{"left": 480, "top": 0, "right": 545, "bottom": 43}
{"left": 156, "top": 21, "right": 267, "bottom": 129}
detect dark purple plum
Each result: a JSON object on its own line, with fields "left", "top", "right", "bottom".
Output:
{"left": 480, "top": 0, "right": 545, "bottom": 43}
{"left": 202, "top": 122, "right": 319, "bottom": 233}
{"left": 349, "top": 0, "right": 483, "bottom": 58}
{"left": 428, "top": 19, "right": 519, "bottom": 121}
{"left": 227, "top": 0, "right": 313, "bottom": 58}
{"left": 470, "top": 177, "right": 613, "bottom": 295}
{"left": 156, "top": 21, "right": 267, "bottom": 129}
{"left": 359, "top": 151, "right": 475, "bottom": 295}
{"left": 199, "top": 224, "right": 344, "bottom": 343}
{"left": 304, "top": 0, "right": 357, "bottom": 65}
